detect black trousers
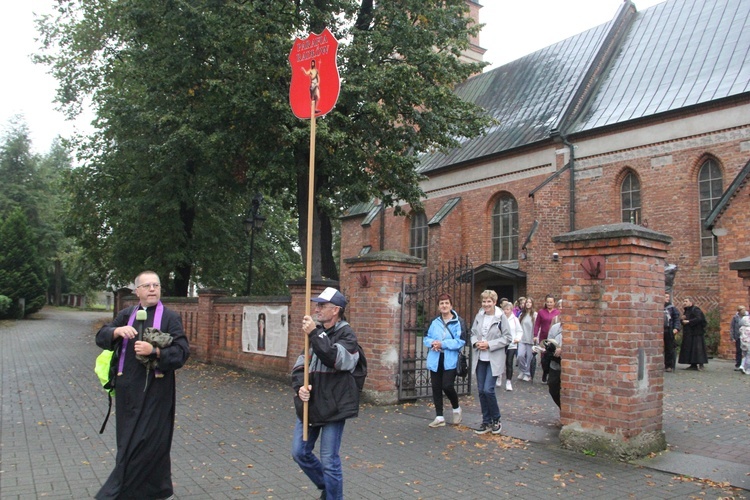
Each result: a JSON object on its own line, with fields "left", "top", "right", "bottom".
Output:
{"left": 430, "top": 353, "right": 459, "bottom": 417}
{"left": 505, "top": 346, "right": 517, "bottom": 381}
{"left": 547, "top": 367, "right": 561, "bottom": 408}
{"left": 736, "top": 338, "right": 743, "bottom": 367}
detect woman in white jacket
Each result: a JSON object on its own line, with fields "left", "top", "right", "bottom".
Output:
{"left": 501, "top": 301, "right": 523, "bottom": 391}
{"left": 470, "top": 290, "right": 512, "bottom": 435}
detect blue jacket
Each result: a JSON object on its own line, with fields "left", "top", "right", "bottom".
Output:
{"left": 423, "top": 311, "right": 466, "bottom": 372}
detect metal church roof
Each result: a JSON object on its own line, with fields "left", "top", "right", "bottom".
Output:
{"left": 416, "top": 0, "right": 750, "bottom": 174}
{"left": 569, "top": 0, "right": 750, "bottom": 133}
{"left": 416, "top": 18, "right": 616, "bottom": 173}
{"left": 428, "top": 197, "right": 461, "bottom": 225}
{"left": 704, "top": 157, "right": 750, "bottom": 229}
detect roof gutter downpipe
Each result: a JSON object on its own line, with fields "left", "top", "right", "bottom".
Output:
{"left": 561, "top": 134, "right": 576, "bottom": 231}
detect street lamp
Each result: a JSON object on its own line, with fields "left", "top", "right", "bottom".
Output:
{"left": 243, "top": 194, "right": 266, "bottom": 295}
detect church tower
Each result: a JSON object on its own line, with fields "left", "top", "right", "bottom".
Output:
{"left": 461, "top": 1, "right": 486, "bottom": 64}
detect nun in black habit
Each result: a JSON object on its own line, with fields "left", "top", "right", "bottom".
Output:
{"left": 95, "top": 272, "right": 189, "bottom": 499}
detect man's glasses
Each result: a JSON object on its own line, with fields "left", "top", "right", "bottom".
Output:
{"left": 137, "top": 283, "right": 161, "bottom": 290}
{"left": 314, "top": 303, "right": 336, "bottom": 310}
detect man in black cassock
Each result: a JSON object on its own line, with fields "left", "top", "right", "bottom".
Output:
{"left": 95, "top": 271, "right": 190, "bottom": 499}
{"left": 678, "top": 297, "right": 708, "bottom": 371}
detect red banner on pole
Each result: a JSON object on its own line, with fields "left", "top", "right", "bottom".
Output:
{"left": 288, "top": 27, "right": 340, "bottom": 119}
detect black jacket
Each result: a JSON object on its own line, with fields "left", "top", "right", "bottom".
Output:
{"left": 664, "top": 303, "right": 680, "bottom": 332}
{"left": 292, "top": 320, "right": 360, "bottom": 425}
{"left": 678, "top": 305, "right": 708, "bottom": 365}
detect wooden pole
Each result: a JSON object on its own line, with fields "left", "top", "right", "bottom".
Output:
{"left": 303, "top": 99, "right": 317, "bottom": 441}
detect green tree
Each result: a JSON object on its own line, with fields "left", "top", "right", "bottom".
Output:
{"left": 0, "top": 117, "right": 39, "bottom": 223}
{"left": 1, "top": 119, "right": 75, "bottom": 305}
{"left": 0, "top": 209, "right": 47, "bottom": 318}
{"left": 35, "top": 0, "right": 491, "bottom": 294}
{"left": 37, "top": 138, "right": 77, "bottom": 304}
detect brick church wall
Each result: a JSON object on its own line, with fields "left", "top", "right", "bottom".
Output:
{"left": 339, "top": 124, "right": 750, "bottom": 358}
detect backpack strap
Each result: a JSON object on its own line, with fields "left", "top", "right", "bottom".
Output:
{"left": 99, "top": 393, "right": 112, "bottom": 434}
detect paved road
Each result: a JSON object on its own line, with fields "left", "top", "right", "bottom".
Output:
{"left": 0, "top": 308, "right": 747, "bottom": 499}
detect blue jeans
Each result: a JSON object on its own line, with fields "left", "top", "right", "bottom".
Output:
{"left": 476, "top": 360, "right": 501, "bottom": 424}
{"left": 292, "top": 419, "right": 345, "bottom": 500}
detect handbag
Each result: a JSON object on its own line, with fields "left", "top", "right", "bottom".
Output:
{"left": 456, "top": 350, "right": 468, "bottom": 378}
{"left": 440, "top": 317, "right": 469, "bottom": 378}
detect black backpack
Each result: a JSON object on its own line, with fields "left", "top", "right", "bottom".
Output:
{"left": 353, "top": 342, "right": 368, "bottom": 392}
{"left": 334, "top": 321, "right": 368, "bottom": 391}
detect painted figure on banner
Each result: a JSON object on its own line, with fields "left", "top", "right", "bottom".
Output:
{"left": 302, "top": 59, "right": 321, "bottom": 112}
{"left": 257, "top": 313, "right": 267, "bottom": 351}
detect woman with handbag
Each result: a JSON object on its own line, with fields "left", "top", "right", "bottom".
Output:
{"left": 423, "top": 293, "right": 466, "bottom": 428}
{"left": 470, "top": 290, "right": 512, "bottom": 435}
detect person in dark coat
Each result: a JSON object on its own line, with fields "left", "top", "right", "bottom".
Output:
{"left": 678, "top": 297, "right": 708, "bottom": 371}
{"left": 95, "top": 271, "right": 190, "bottom": 499}
{"left": 544, "top": 317, "right": 563, "bottom": 408}
{"left": 292, "top": 287, "right": 360, "bottom": 500}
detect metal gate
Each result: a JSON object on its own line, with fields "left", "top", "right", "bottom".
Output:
{"left": 398, "top": 256, "right": 474, "bottom": 401}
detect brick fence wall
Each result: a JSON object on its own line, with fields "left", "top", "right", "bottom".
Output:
{"left": 115, "top": 252, "right": 422, "bottom": 403}
{"left": 117, "top": 291, "right": 294, "bottom": 381}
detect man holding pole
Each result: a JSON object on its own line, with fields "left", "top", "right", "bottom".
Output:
{"left": 291, "top": 287, "right": 360, "bottom": 500}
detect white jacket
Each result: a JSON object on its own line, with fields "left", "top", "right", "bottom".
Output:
{"left": 470, "top": 306, "right": 512, "bottom": 377}
{"left": 505, "top": 313, "right": 523, "bottom": 350}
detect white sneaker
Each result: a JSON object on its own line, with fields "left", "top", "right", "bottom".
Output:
{"left": 517, "top": 373, "right": 524, "bottom": 380}
{"left": 496, "top": 378, "right": 503, "bottom": 387}
{"left": 505, "top": 380, "right": 513, "bottom": 391}
{"left": 428, "top": 417, "right": 445, "bottom": 428}
{"left": 523, "top": 375, "right": 531, "bottom": 382}
{"left": 452, "top": 407, "right": 462, "bottom": 425}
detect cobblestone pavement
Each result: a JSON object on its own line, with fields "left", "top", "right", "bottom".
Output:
{"left": 0, "top": 308, "right": 747, "bottom": 499}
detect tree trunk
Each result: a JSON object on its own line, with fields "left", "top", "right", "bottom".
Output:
{"left": 173, "top": 262, "right": 192, "bottom": 297}
{"left": 320, "top": 210, "right": 338, "bottom": 280}
{"left": 173, "top": 160, "right": 196, "bottom": 297}
{"left": 54, "top": 259, "right": 62, "bottom": 307}
{"left": 297, "top": 165, "right": 321, "bottom": 279}
{"left": 296, "top": 154, "right": 338, "bottom": 280}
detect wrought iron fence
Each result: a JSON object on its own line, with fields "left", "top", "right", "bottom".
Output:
{"left": 398, "top": 256, "right": 474, "bottom": 400}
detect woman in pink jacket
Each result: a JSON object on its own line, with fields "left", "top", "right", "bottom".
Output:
{"left": 533, "top": 294, "right": 560, "bottom": 383}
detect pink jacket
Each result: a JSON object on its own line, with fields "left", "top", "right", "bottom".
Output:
{"left": 533, "top": 308, "right": 560, "bottom": 342}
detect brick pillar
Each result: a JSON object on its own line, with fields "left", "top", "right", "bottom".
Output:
{"left": 729, "top": 257, "right": 750, "bottom": 306}
{"left": 552, "top": 223, "right": 671, "bottom": 460}
{"left": 113, "top": 288, "right": 133, "bottom": 319}
{"left": 286, "top": 278, "right": 339, "bottom": 374}
{"left": 195, "top": 288, "right": 227, "bottom": 362}
{"left": 342, "top": 250, "right": 423, "bottom": 404}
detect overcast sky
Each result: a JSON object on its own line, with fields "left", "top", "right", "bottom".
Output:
{"left": 1, "top": 0, "right": 665, "bottom": 154}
